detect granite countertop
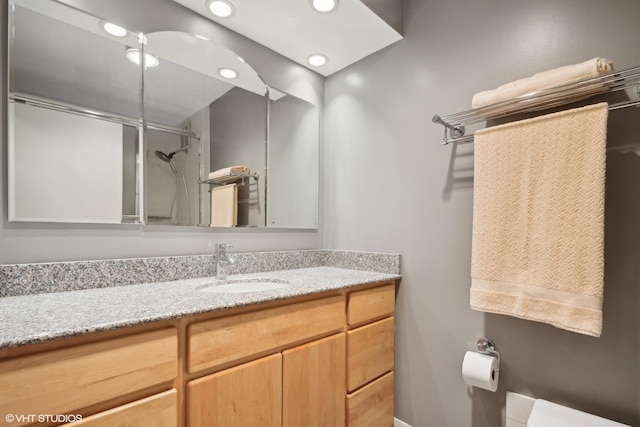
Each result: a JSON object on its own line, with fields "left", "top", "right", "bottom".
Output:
{"left": 0, "top": 266, "right": 400, "bottom": 350}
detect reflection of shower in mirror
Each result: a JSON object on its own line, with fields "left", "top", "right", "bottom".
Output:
{"left": 154, "top": 146, "right": 189, "bottom": 163}
{"left": 150, "top": 143, "right": 193, "bottom": 225}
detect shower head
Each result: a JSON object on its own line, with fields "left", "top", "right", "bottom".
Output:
{"left": 154, "top": 150, "right": 178, "bottom": 175}
{"left": 154, "top": 150, "right": 174, "bottom": 162}
{"left": 154, "top": 145, "right": 190, "bottom": 163}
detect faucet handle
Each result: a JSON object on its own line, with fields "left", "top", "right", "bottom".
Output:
{"left": 215, "top": 243, "right": 233, "bottom": 250}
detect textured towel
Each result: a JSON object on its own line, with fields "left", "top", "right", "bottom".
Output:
{"left": 210, "top": 184, "right": 238, "bottom": 227}
{"left": 208, "top": 166, "right": 249, "bottom": 180}
{"left": 471, "top": 103, "right": 608, "bottom": 337}
{"left": 472, "top": 58, "right": 613, "bottom": 113}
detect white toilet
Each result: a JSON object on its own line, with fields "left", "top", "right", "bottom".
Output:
{"left": 506, "top": 392, "right": 630, "bottom": 427}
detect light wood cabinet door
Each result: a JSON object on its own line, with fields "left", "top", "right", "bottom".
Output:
{"left": 187, "top": 353, "right": 282, "bottom": 427}
{"left": 61, "top": 389, "right": 178, "bottom": 427}
{"left": 283, "top": 333, "right": 346, "bottom": 427}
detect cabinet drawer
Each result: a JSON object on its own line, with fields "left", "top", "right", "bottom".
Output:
{"left": 0, "top": 328, "right": 177, "bottom": 426}
{"left": 347, "top": 283, "right": 395, "bottom": 327}
{"left": 347, "top": 317, "right": 394, "bottom": 392}
{"left": 188, "top": 295, "right": 344, "bottom": 373}
{"left": 346, "top": 371, "right": 394, "bottom": 427}
{"left": 61, "top": 389, "right": 178, "bottom": 427}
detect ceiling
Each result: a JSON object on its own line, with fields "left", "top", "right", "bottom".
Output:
{"left": 172, "top": 0, "right": 403, "bottom": 76}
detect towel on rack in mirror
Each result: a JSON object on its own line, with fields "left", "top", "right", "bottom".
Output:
{"left": 471, "top": 58, "right": 613, "bottom": 114}
{"left": 208, "top": 166, "right": 250, "bottom": 180}
{"left": 470, "top": 103, "right": 608, "bottom": 337}
{"left": 210, "top": 183, "right": 238, "bottom": 227}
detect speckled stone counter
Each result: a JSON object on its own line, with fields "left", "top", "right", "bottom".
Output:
{"left": 0, "top": 249, "right": 400, "bottom": 297}
{"left": 0, "top": 250, "right": 401, "bottom": 350}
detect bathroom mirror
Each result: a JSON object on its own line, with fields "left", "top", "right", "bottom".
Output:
{"left": 143, "top": 31, "right": 268, "bottom": 227}
{"left": 267, "top": 90, "right": 319, "bottom": 228}
{"left": 7, "top": 0, "right": 320, "bottom": 229}
{"left": 8, "top": 0, "right": 143, "bottom": 224}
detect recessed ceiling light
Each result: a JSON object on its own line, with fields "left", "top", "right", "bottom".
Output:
{"left": 206, "top": 0, "right": 235, "bottom": 18}
{"left": 101, "top": 21, "right": 127, "bottom": 37}
{"left": 307, "top": 54, "right": 328, "bottom": 67}
{"left": 218, "top": 67, "right": 238, "bottom": 79}
{"left": 125, "top": 48, "right": 160, "bottom": 68}
{"left": 311, "top": 0, "right": 339, "bottom": 13}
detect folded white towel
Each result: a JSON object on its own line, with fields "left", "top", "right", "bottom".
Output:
{"left": 208, "top": 166, "right": 250, "bottom": 180}
{"left": 472, "top": 57, "right": 614, "bottom": 111}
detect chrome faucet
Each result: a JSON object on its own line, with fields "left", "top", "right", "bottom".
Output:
{"left": 214, "top": 243, "right": 234, "bottom": 280}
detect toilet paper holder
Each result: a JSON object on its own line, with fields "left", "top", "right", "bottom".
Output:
{"left": 476, "top": 338, "right": 500, "bottom": 372}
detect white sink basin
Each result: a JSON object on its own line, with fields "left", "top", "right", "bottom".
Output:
{"left": 197, "top": 279, "right": 290, "bottom": 294}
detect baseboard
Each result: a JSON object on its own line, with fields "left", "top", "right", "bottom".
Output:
{"left": 394, "top": 417, "right": 412, "bottom": 427}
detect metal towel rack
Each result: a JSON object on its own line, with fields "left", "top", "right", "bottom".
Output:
{"left": 433, "top": 65, "right": 640, "bottom": 145}
{"left": 199, "top": 172, "right": 259, "bottom": 188}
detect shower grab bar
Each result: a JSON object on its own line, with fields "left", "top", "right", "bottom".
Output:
{"left": 10, "top": 92, "right": 200, "bottom": 140}
{"left": 433, "top": 64, "right": 640, "bottom": 145}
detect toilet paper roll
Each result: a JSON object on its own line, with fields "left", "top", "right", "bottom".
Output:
{"left": 462, "top": 351, "right": 499, "bottom": 392}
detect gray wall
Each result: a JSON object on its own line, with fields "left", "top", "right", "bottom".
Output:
{"left": 323, "top": 0, "right": 640, "bottom": 426}
{"left": 0, "top": 0, "right": 324, "bottom": 263}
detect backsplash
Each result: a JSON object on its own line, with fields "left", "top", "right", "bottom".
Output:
{"left": 0, "top": 250, "right": 400, "bottom": 298}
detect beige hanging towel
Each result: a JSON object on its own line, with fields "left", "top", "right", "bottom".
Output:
{"left": 210, "top": 183, "right": 238, "bottom": 227}
{"left": 471, "top": 102, "right": 608, "bottom": 337}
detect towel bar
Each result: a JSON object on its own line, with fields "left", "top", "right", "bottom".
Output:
{"left": 199, "top": 172, "right": 259, "bottom": 188}
{"left": 434, "top": 64, "right": 640, "bottom": 145}
{"left": 432, "top": 114, "right": 465, "bottom": 140}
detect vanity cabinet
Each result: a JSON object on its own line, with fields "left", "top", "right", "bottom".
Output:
{"left": 345, "top": 284, "right": 396, "bottom": 427}
{"left": 0, "top": 280, "right": 395, "bottom": 427}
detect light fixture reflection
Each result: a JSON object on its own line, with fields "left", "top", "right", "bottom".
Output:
{"left": 218, "top": 67, "right": 238, "bottom": 79}
{"left": 101, "top": 21, "right": 127, "bottom": 37}
{"left": 307, "top": 54, "right": 328, "bottom": 67}
{"left": 311, "top": 0, "right": 339, "bottom": 13}
{"left": 126, "top": 48, "right": 160, "bottom": 68}
{"left": 207, "top": 0, "right": 235, "bottom": 18}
